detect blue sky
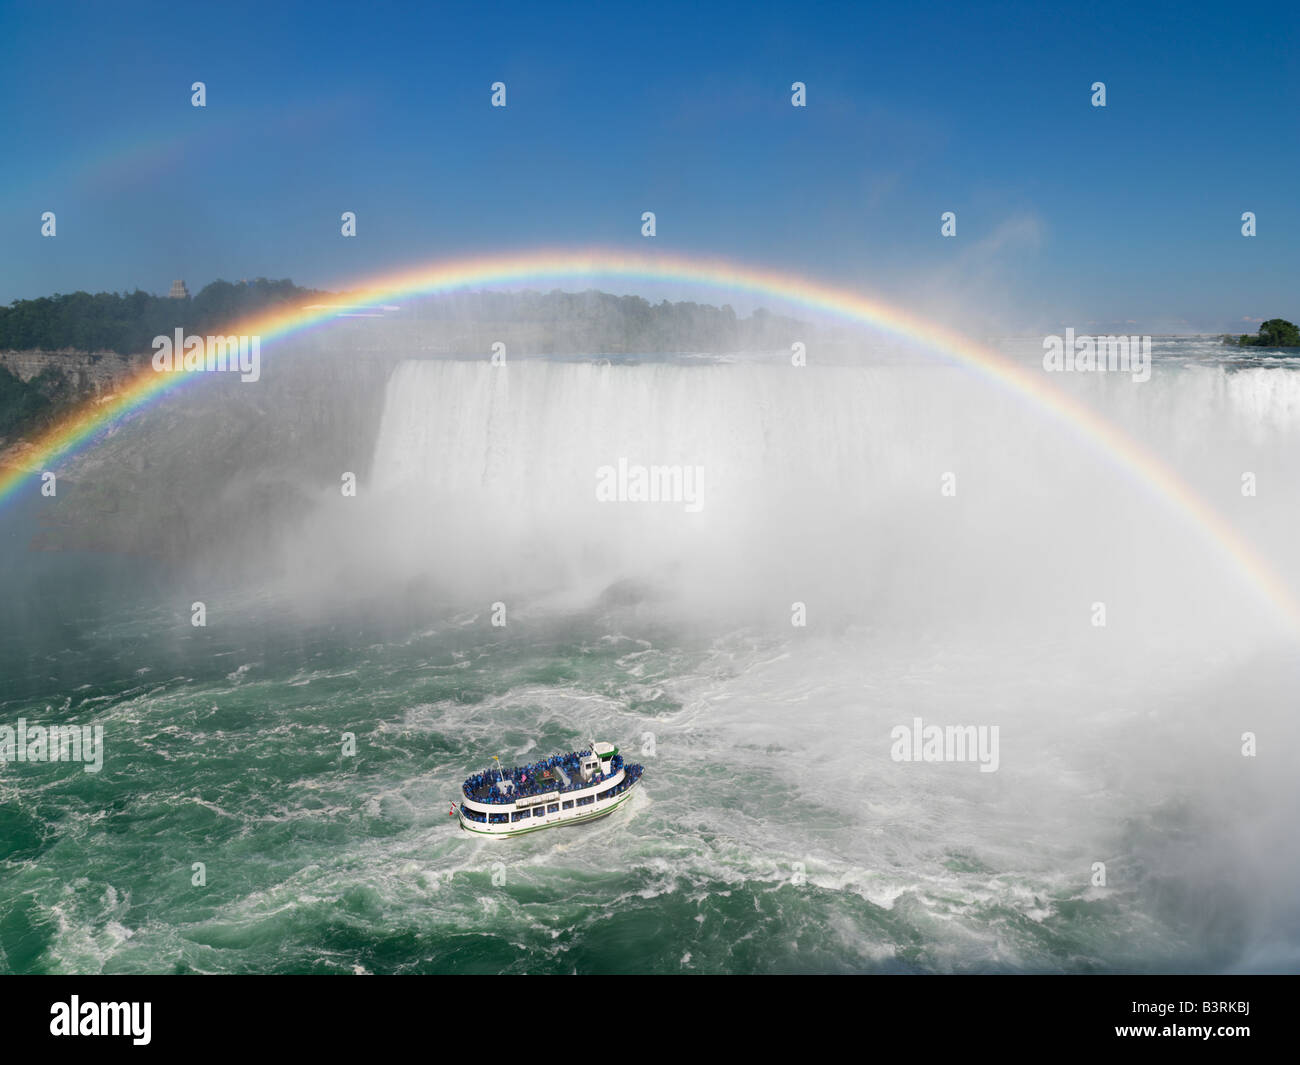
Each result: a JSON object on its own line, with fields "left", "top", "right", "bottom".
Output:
{"left": 2, "top": 0, "right": 1297, "bottom": 331}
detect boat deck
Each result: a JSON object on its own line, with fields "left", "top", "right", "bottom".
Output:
{"left": 462, "top": 749, "right": 621, "bottom": 805}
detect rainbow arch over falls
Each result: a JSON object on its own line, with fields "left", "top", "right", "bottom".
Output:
{"left": 2, "top": 246, "right": 1298, "bottom": 636}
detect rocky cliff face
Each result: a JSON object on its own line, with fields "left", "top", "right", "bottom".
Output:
{"left": 0, "top": 349, "right": 147, "bottom": 394}
{"left": 8, "top": 335, "right": 400, "bottom": 573}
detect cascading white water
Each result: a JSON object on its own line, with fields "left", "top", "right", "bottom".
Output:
{"left": 351, "top": 354, "right": 1300, "bottom": 646}
{"left": 367, "top": 357, "right": 943, "bottom": 611}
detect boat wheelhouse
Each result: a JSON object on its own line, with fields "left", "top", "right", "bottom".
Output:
{"left": 457, "top": 740, "right": 643, "bottom": 837}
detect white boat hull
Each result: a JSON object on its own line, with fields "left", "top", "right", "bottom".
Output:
{"left": 458, "top": 772, "right": 640, "bottom": 838}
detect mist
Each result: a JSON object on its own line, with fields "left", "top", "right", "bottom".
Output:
{"left": 267, "top": 341, "right": 1299, "bottom": 646}
{"left": 273, "top": 334, "right": 1300, "bottom": 971}
{"left": 6, "top": 311, "right": 1300, "bottom": 973}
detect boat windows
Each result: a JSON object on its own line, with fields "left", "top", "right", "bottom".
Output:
{"left": 562, "top": 800, "right": 574, "bottom": 810}
{"left": 489, "top": 812, "right": 509, "bottom": 824}
{"left": 576, "top": 795, "right": 594, "bottom": 807}
{"left": 512, "top": 810, "right": 529, "bottom": 822}
{"left": 547, "top": 804, "right": 559, "bottom": 813}
{"left": 533, "top": 807, "right": 546, "bottom": 817}
{"left": 596, "top": 787, "right": 614, "bottom": 801}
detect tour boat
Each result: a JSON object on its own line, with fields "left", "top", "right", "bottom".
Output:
{"left": 455, "top": 741, "right": 643, "bottom": 837}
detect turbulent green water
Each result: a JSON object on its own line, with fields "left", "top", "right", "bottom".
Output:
{"left": 1, "top": 557, "right": 870, "bottom": 975}
{"left": 2, "top": 529, "right": 1293, "bottom": 974}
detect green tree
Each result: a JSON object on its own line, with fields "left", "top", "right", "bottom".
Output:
{"left": 1256, "top": 319, "right": 1300, "bottom": 348}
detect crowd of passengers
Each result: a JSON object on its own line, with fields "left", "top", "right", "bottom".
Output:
{"left": 462, "top": 750, "right": 630, "bottom": 804}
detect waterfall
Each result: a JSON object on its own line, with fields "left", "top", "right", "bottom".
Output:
{"left": 338, "top": 355, "right": 1300, "bottom": 639}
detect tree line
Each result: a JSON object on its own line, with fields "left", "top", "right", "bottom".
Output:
{"left": 0, "top": 281, "right": 802, "bottom": 356}
{"left": 0, "top": 279, "right": 321, "bottom": 354}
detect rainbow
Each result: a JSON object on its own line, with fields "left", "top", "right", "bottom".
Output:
{"left": 3, "top": 246, "right": 1297, "bottom": 634}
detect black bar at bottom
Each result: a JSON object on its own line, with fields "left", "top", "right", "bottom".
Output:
{"left": 0, "top": 974, "right": 1290, "bottom": 1053}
